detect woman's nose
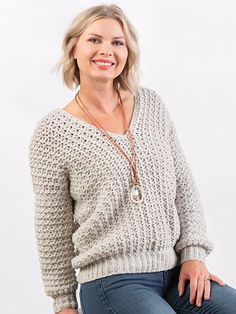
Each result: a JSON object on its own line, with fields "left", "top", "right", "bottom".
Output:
{"left": 99, "top": 51, "right": 113, "bottom": 57}
{"left": 98, "top": 42, "right": 113, "bottom": 55}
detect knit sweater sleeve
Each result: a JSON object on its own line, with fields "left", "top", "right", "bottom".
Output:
{"left": 161, "top": 97, "right": 214, "bottom": 265}
{"left": 28, "top": 116, "right": 78, "bottom": 313}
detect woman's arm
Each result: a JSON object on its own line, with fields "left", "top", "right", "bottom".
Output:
{"left": 28, "top": 117, "right": 78, "bottom": 313}
{"left": 160, "top": 95, "right": 214, "bottom": 264}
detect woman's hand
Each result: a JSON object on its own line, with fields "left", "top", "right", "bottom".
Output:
{"left": 56, "top": 309, "right": 78, "bottom": 314}
{"left": 178, "top": 260, "right": 225, "bottom": 307}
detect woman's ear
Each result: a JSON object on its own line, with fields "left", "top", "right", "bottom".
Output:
{"left": 72, "top": 46, "right": 77, "bottom": 59}
{"left": 72, "top": 40, "right": 78, "bottom": 59}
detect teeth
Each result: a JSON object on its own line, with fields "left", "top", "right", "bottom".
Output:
{"left": 93, "top": 61, "right": 113, "bottom": 66}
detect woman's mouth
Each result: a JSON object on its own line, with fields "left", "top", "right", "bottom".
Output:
{"left": 92, "top": 60, "right": 115, "bottom": 69}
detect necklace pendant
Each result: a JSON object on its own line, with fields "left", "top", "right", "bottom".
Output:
{"left": 130, "top": 184, "right": 143, "bottom": 204}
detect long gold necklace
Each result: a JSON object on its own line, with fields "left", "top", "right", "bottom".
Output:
{"left": 74, "top": 88, "right": 143, "bottom": 204}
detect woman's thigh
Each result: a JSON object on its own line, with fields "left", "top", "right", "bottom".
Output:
{"left": 79, "top": 271, "right": 177, "bottom": 314}
{"left": 164, "top": 266, "right": 236, "bottom": 313}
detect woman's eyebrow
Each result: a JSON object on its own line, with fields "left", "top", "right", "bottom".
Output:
{"left": 87, "top": 33, "right": 124, "bottom": 39}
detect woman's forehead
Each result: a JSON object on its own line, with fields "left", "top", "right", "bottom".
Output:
{"left": 82, "top": 18, "right": 124, "bottom": 38}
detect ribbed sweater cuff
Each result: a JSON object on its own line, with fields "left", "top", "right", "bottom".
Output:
{"left": 53, "top": 292, "right": 78, "bottom": 314}
{"left": 180, "top": 246, "right": 207, "bottom": 265}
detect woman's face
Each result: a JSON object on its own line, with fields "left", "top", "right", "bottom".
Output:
{"left": 73, "top": 18, "right": 128, "bottom": 84}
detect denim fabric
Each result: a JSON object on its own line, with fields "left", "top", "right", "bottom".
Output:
{"left": 79, "top": 265, "right": 236, "bottom": 313}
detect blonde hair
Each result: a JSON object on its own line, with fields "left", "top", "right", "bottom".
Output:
{"left": 52, "top": 4, "right": 140, "bottom": 94}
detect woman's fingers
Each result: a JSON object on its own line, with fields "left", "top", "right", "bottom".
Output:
{"left": 204, "top": 277, "right": 211, "bottom": 301}
{"left": 178, "top": 262, "right": 226, "bottom": 307}
{"left": 189, "top": 273, "right": 224, "bottom": 307}
{"left": 195, "top": 275, "right": 205, "bottom": 306}
{"left": 210, "top": 274, "right": 225, "bottom": 286}
{"left": 178, "top": 275, "right": 187, "bottom": 296}
{"left": 189, "top": 275, "right": 198, "bottom": 304}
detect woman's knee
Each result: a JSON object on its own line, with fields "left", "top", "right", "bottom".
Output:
{"left": 164, "top": 279, "right": 236, "bottom": 313}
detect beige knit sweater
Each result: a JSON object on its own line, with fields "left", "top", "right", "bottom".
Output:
{"left": 28, "top": 86, "right": 214, "bottom": 313}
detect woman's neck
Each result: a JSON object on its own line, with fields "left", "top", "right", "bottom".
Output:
{"left": 78, "top": 84, "right": 127, "bottom": 115}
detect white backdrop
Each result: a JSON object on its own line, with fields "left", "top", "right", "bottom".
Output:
{"left": 0, "top": 0, "right": 235, "bottom": 313}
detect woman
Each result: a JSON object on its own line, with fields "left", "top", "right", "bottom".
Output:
{"left": 28, "top": 4, "right": 236, "bottom": 314}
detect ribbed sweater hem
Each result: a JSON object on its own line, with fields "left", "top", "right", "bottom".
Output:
{"left": 53, "top": 293, "right": 78, "bottom": 313}
{"left": 77, "top": 247, "right": 180, "bottom": 284}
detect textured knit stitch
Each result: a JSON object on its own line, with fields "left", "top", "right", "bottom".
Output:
{"left": 28, "top": 86, "right": 214, "bottom": 313}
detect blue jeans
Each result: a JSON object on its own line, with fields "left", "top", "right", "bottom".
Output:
{"left": 79, "top": 265, "right": 236, "bottom": 313}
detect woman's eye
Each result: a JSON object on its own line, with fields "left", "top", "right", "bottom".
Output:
{"left": 88, "top": 38, "right": 124, "bottom": 46}
{"left": 113, "top": 41, "right": 124, "bottom": 46}
{"left": 88, "top": 38, "right": 99, "bottom": 43}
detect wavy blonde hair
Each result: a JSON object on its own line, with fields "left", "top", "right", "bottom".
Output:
{"left": 52, "top": 4, "right": 140, "bottom": 94}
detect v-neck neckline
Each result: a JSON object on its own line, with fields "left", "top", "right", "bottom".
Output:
{"left": 55, "top": 87, "right": 141, "bottom": 138}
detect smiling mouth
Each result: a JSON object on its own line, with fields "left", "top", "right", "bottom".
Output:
{"left": 92, "top": 60, "right": 115, "bottom": 67}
